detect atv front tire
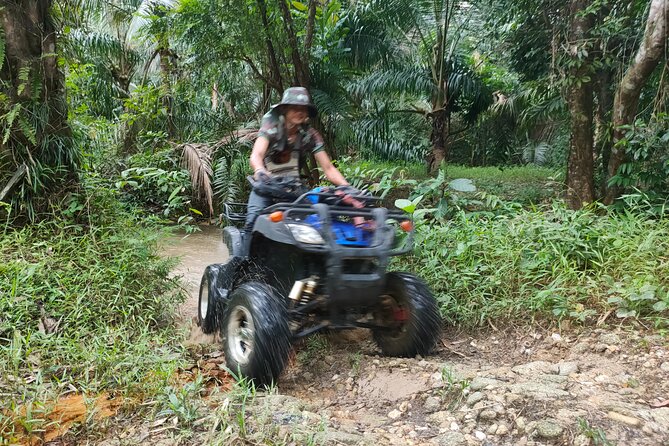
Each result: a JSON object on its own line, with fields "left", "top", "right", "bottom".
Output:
{"left": 373, "top": 272, "right": 441, "bottom": 357}
{"left": 198, "top": 265, "right": 225, "bottom": 334}
{"left": 222, "top": 282, "right": 292, "bottom": 386}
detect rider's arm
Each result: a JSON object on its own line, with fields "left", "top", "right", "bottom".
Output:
{"left": 314, "top": 150, "right": 349, "bottom": 187}
{"left": 250, "top": 136, "right": 270, "bottom": 179}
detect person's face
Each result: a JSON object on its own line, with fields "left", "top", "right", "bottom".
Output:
{"left": 284, "top": 105, "right": 308, "bottom": 127}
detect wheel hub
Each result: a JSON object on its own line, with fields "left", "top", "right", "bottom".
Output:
{"left": 227, "top": 305, "right": 255, "bottom": 365}
{"left": 199, "top": 277, "right": 209, "bottom": 319}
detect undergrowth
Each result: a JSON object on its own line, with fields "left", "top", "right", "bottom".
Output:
{"left": 402, "top": 203, "right": 669, "bottom": 328}
{"left": 0, "top": 191, "right": 187, "bottom": 442}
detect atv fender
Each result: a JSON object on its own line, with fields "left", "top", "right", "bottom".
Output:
{"left": 207, "top": 256, "right": 244, "bottom": 304}
{"left": 223, "top": 226, "right": 245, "bottom": 257}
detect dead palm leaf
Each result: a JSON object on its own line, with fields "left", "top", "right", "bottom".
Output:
{"left": 177, "top": 142, "right": 214, "bottom": 217}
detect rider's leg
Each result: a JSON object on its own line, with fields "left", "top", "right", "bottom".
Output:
{"left": 242, "top": 190, "right": 273, "bottom": 254}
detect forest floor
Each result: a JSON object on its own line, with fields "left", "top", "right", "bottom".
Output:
{"left": 93, "top": 227, "right": 669, "bottom": 446}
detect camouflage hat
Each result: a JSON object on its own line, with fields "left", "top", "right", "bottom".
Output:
{"left": 274, "top": 86, "right": 318, "bottom": 117}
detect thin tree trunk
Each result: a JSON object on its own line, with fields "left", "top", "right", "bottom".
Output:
{"left": 428, "top": 110, "right": 448, "bottom": 174}
{"left": 257, "top": 0, "right": 284, "bottom": 93}
{"left": 604, "top": 0, "right": 669, "bottom": 204}
{"left": 277, "top": 0, "right": 309, "bottom": 87}
{"left": 595, "top": 67, "right": 614, "bottom": 195}
{"left": 158, "top": 47, "right": 175, "bottom": 138}
{"left": 304, "top": 0, "right": 317, "bottom": 59}
{"left": 565, "top": 0, "right": 595, "bottom": 209}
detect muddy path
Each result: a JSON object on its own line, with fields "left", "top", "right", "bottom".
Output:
{"left": 156, "top": 226, "right": 669, "bottom": 446}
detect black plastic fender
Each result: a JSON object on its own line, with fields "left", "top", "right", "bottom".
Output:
{"left": 198, "top": 256, "right": 245, "bottom": 333}
{"left": 223, "top": 226, "right": 244, "bottom": 257}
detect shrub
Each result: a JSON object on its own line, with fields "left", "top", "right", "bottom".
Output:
{"left": 401, "top": 203, "right": 669, "bottom": 327}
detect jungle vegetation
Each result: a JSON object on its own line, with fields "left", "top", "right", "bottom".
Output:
{"left": 0, "top": 0, "right": 668, "bottom": 442}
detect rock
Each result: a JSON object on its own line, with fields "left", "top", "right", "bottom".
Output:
{"left": 607, "top": 411, "right": 641, "bottom": 426}
{"left": 515, "top": 417, "right": 526, "bottom": 432}
{"left": 428, "top": 411, "right": 452, "bottom": 426}
{"left": 512, "top": 361, "right": 558, "bottom": 375}
{"left": 450, "top": 422, "right": 460, "bottom": 431}
{"left": 534, "top": 419, "right": 564, "bottom": 438}
{"left": 557, "top": 362, "right": 579, "bottom": 376}
{"left": 424, "top": 396, "right": 441, "bottom": 413}
{"left": 508, "top": 382, "right": 569, "bottom": 399}
{"left": 316, "top": 431, "right": 370, "bottom": 445}
{"left": 466, "top": 391, "right": 485, "bottom": 406}
{"left": 399, "top": 401, "right": 410, "bottom": 413}
{"left": 573, "top": 434, "right": 591, "bottom": 446}
{"left": 469, "top": 377, "right": 501, "bottom": 391}
{"left": 388, "top": 409, "right": 402, "bottom": 420}
{"left": 435, "top": 431, "right": 467, "bottom": 446}
{"left": 486, "top": 424, "right": 498, "bottom": 435}
{"left": 599, "top": 332, "right": 621, "bottom": 345}
{"left": 474, "top": 430, "right": 486, "bottom": 440}
{"left": 660, "top": 362, "right": 669, "bottom": 372}
{"left": 572, "top": 342, "right": 590, "bottom": 354}
{"left": 496, "top": 423, "right": 509, "bottom": 436}
{"left": 479, "top": 409, "right": 497, "bottom": 421}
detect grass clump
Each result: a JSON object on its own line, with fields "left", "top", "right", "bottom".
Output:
{"left": 403, "top": 203, "right": 669, "bottom": 327}
{"left": 0, "top": 202, "right": 187, "bottom": 442}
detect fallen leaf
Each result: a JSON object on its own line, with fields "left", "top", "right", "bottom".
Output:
{"left": 650, "top": 399, "right": 669, "bottom": 408}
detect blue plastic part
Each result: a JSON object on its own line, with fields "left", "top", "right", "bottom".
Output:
{"left": 306, "top": 187, "right": 323, "bottom": 204}
{"left": 303, "top": 213, "right": 371, "bottom": 247}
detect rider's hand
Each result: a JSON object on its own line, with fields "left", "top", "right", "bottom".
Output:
{"left": 335, "top": 185, "right": 360, "bottom": 196}
{"left": 254, "top": 168, "right": 271, "bottom": 183}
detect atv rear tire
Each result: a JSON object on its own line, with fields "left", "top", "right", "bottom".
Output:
{"left": 198, "top": 266, "right": 224, "bottom": 334}
{"left": 222, "top": 282, "right": 292, "bottom": 386}
{"left": 372, "top": 272, "right": 441, "bottom": 357}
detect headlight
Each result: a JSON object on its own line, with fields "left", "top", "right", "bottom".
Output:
{"left": 287, "top": 224, "right": 325, "bottom": 244}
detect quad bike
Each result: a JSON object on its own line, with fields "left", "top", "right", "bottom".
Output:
{"left": 198, "top": 177, "right": 441, "bottom": 385}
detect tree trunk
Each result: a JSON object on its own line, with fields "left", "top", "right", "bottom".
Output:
{"left": 0, "top": 0, "right": 76, "bottom": 207}
{"left": 158, "top": 47, "right": 175, "bottom": 139}
{"left": 257, "top": 0, "right": 284, "bottom": 93}
{"left": 277, "top": 0, "right": 309, "bottom": 87}
{"left": 603, "top": 0, "right": 669, "bottom": 204}
{"left": 565, "top": 0, "right": 595, "bottom": 209}
{"left": 428, "top": 110, "right": 449, "bottom": 174}
{"left": 595, "top": 67, "right": 614, "bottom": 195}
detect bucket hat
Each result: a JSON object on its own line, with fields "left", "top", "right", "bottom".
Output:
{"left": 273, "top": 87, "right": 318, "bottom": 117}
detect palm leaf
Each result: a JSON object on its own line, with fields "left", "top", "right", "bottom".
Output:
{"left": 178, "top": 142, "right": 214, "bottom": 217}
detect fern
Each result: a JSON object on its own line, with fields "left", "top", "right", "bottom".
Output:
{"left": 17, "top": 66, "right": 30, "bottom": 96}
{"left": 0, "top": 25, "right": 5, "bottom": 72}
{"left": 2, "top": 103, "right": 21, "bottom": 144}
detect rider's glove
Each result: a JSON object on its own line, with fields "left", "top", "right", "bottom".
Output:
{"left": 335, "top": 185, "right": 361, "bottom": 196}
{"left": 254, "top": 168, "right": 271, "bottom": 183}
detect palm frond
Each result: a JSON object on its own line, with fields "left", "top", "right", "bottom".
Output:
{"left": 350, "top": 66, "right": 434, "bottom": 99}
{"left": 178, "top": 142, "right": 214, "bottom": 216}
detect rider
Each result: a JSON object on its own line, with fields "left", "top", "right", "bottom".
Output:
{"left": 244, "top": 86, "right": 350, "bottom": 238}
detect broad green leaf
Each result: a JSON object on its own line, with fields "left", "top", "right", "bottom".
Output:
{"left": 615, "top": 308, "right": 636, "bottom": 318}
{"left": 448, "top": 178, "right": 476, "bottom": 192}
{"left": 291, "top": 1, "right": 307, "bottom": 11}
{"left": 653, "top": 301, "right": 667, "bottom": 312}
{"left": 395, "top": 198, "right": 415, "bottom": 213}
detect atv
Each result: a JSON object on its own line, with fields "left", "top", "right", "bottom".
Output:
{"left": 198, "top": 177, "right": 441, "bottom": 385}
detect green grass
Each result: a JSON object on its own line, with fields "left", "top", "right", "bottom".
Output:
{"left": 401, "top": 203, "right": 669, "bottom": 327}
{"left": 0, "top": 205, "right": 187, "bottom": 441}
{"left": 338, "top": 158, "right": 562, "bottom": 205}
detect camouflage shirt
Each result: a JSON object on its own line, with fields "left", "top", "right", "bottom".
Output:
{"left": 258, "top": 109, "right": 324, "bottom": 177}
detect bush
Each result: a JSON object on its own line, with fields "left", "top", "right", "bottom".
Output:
{"left": 0, "top": 197, "right": 186, "bottom": 438}
{"left": 401, "top": 204, "right": 669, "bottom": 327}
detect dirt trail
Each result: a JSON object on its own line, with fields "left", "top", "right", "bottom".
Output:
{"left": 157, "top": 226, "right": 669, "bottom": 446}
{"left": 160, "top": 225, "right": 227, "bottom": 343}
